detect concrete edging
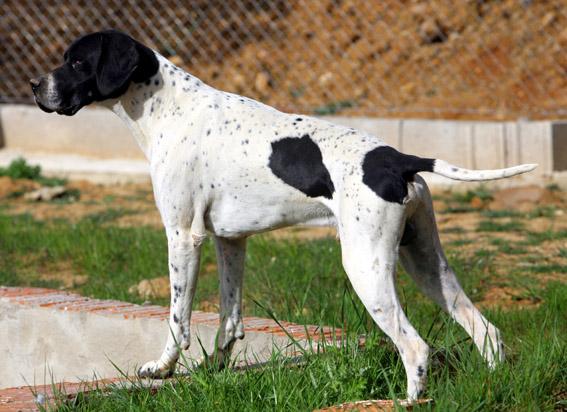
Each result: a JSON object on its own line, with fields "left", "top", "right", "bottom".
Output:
{"left": 0, "top": 287, "right": 339, "bottom": 391}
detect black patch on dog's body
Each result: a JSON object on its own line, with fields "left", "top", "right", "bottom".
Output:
{"left": 362, "top": 146, "right": 434, "bottom": 204}
{"left": 269, "top": 135, "right": 335, "bottom": 199}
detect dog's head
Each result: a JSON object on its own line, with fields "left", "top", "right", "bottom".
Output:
{"left": 30, "top": 30, "right": 158, "bottom": 115}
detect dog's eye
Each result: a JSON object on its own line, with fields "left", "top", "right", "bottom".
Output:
{"left": 71, "top": 60, "right": 83, "bottom": 69}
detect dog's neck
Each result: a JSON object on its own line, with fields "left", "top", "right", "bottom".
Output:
{"left": 100, "top": 52, "right": 210, "bottom": 160}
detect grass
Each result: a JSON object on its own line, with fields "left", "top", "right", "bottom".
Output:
{"left": 0, "top": 211, "right": 565, "bottom": 410}
{"left": 477, "top": 219, "right": 525, "bottom": 232}
{"left": 53, "top": 285, "right": 566, "bottom": 411}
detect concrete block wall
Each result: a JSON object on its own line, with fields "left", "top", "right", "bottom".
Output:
{"left": 0, "top": 104, "right": 565, "bottom": 186}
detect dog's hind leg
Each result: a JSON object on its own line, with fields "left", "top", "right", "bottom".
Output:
{"left": 339, "top": 200, "right": 429, "bottom": 401}
{"left": 399, "top": 176, "right": 504, "bottom": 367}
{"left": 202, "top": 236, "right": 246, "bottom": 369}
{"left": 138, "top": 225, "right": 202, "bottom": 378}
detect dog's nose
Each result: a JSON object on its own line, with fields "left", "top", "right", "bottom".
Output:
{"left": 30, "top": 78, "right": 41, "bottom": 90}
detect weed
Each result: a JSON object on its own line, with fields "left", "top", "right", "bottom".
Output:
{"left": 481, "top": 210, "right": 524, "bottom": 219}
{"left": 440, "top": 226, "right": 466, "bottom": 234}
{"left": 489, "top": 238, "right": 527, "bottom": 255}
{"left": 314, "top": 100, "right": 355, "bottom": 115}
{"left": 289, "top": 86, "right": 305, "bottom": 99}
{"left": 83, "top": 208, "right": 138, "bottom": 224}
{"left": 477, "top": 220, "right": 524, "bottom": 232}
{"left": 527, "top": 205, "right": 557, "bottom": 219}
{"left": 0, "top": 157, "right": 67, "bottom": 187}
{"left": 521, "top": 230, "right": 567, "bottom": 245}
{"left": 521, "top": 264, "right": 567, "bottom": 274}
{"left": 448, "top": 239, "right": 473, "bottom": 247}
{"left": 545, "top": 183, "right": 560, "bottom": 192}
{"left": 439, "top": 205, "right": 476, "bottom": 214}
{"left": 450, "top": 185, "right": 493, "bottom": 204}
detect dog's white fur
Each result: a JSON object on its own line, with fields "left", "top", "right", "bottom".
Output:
{"left": 94, "top": 52, "right": 535, "bottom": 399}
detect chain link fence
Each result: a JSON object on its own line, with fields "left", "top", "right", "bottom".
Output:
{"left": 1, "top": 0, "right": 566, "bottom": 119}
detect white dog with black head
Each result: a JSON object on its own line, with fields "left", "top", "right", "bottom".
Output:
{"left": 31, "top": 30, "right": 536, "bottom": 400}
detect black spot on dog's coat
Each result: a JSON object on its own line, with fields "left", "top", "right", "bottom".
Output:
{"left": 362, "top": 146, "right": 434, "bottom": 204}
{"left": 417, "top": 365, "right": 425, "bottom": 377}
{"left": 269, "top": 135, "right": 335, "bottom": 199}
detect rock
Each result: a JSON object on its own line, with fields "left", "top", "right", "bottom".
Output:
{"left": 410, "top": 3, "right": 428, "bottom": 16}
{"left": 400, "top": 82, "right": 416, "bottom": 94}
{"left": 23, "top": 186, "right": 67, "bottom": 201}
{"left": 129, "top": 276, "right": 170, "bottom": 299}
{"left": 232, "top": 71, "right": 247, "bottom": 90}
{"left": 169, "top": 55, "right": 184, "bottom": 67}
{"left": 318, "top": 72, "right": 334, "bottom": 86}
{"left": 489, "top": 185, "right": 563, "bottom": 211}
{"left": 558, "top": 27, "right": 567, "bottom": 46}
{"left": 254, "top": 71, "right": 271, "bottom": 94}
{"left": 419, "top": 18, "right": 446, "bottom": 44}
{"left": 541, "top": 12, "right": 555, "bottom": 28}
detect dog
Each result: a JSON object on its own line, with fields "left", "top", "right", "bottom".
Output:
{"left": 31, "top": 30, "right": 536, "bottom": 400}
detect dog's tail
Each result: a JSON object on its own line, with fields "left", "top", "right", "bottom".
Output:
{"left": 430, "top": 159, "right": 537, "bottom": 182}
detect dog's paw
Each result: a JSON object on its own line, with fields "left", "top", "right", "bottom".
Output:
{"left": 138, "top": 360, "right": 174, "bottom": 379}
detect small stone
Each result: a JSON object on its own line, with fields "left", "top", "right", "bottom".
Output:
{"left": 23, "top": 186, "right": 67, "bottom": 201}
{"left": 130, "top": 276, "right": 170, "bottom": 299}
{"left": 541, "top": 12, "right": 555, "bottom": 28}
{"left": 254, "top": 71, "right": 271, "bottom": 94}
{"left": 489, "top": 185, "right": 562, "bottom": 211}
{"left": 419, "top": 18, "right": 446, "bottom": 44}
{"left": 169, "top": 55, "right": 183, "bottom": 67}
{"left": 318, "top": 72, "right": 334, "bottom": 86}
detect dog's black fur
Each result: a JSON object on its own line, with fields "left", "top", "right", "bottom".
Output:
{"left": 31, "top": 30, "right": 158, "bottom": 115}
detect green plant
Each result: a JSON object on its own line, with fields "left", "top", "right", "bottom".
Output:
{"left": 313, "top": 100, "right": 355, "bottom": 116}
{"left": 0, "top": 157, "right": 67, "bottom": 187}
{"left": 450, "top": 185, "right": 493, "bottom": 204}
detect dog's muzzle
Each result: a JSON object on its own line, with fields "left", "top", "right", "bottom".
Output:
{"left": 30, "top": 77, "right": 80, "bottom": 115}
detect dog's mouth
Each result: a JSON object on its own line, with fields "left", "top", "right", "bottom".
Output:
{"left": 34, "top": 97, "right": 55, "bottom": 114}
{"left": 55, "top": 105, "right": 81, "bottom": 116}
{"left": 34, "top": 96, "right": 81, "bottom": 116}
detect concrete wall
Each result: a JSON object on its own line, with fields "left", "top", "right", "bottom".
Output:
{"left": 0, "top": 104, "right": 142, "bottom": 159}
{"left": 1, "top": 104, "right": 565, "bottom": 186}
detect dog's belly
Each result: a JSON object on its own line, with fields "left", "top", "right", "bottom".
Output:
{"left": 205, "top": 192, "right": 334, "bottom": 238}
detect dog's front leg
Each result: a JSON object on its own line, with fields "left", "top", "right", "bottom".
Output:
{"left": 138, "top": 227, "right": 201, "bottom": 378}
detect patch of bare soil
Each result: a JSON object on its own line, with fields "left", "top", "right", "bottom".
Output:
{"left": 1, "top": 179, "right": 161, "bottom": 226}
{"left": 478, "top": 286, "right": 542, "bottom": 311}
{"left": 30, "top": 258, "right": 88, "bottom": 289}
{"left": 315, "top": 398, "right": 433, "bottom": 411}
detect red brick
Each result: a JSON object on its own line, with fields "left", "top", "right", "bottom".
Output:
{"left": 0, "top": 287, "right": 53, "bottom": 298}
{"left": 62, "top": 300, "right": 133, "bottom": 312}
{"left": 190, "top": 312, "right": 219, "bottom": 323}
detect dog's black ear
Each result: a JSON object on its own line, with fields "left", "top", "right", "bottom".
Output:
{"left": 96, "top": 32, "right": 139, "bottom": 97}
